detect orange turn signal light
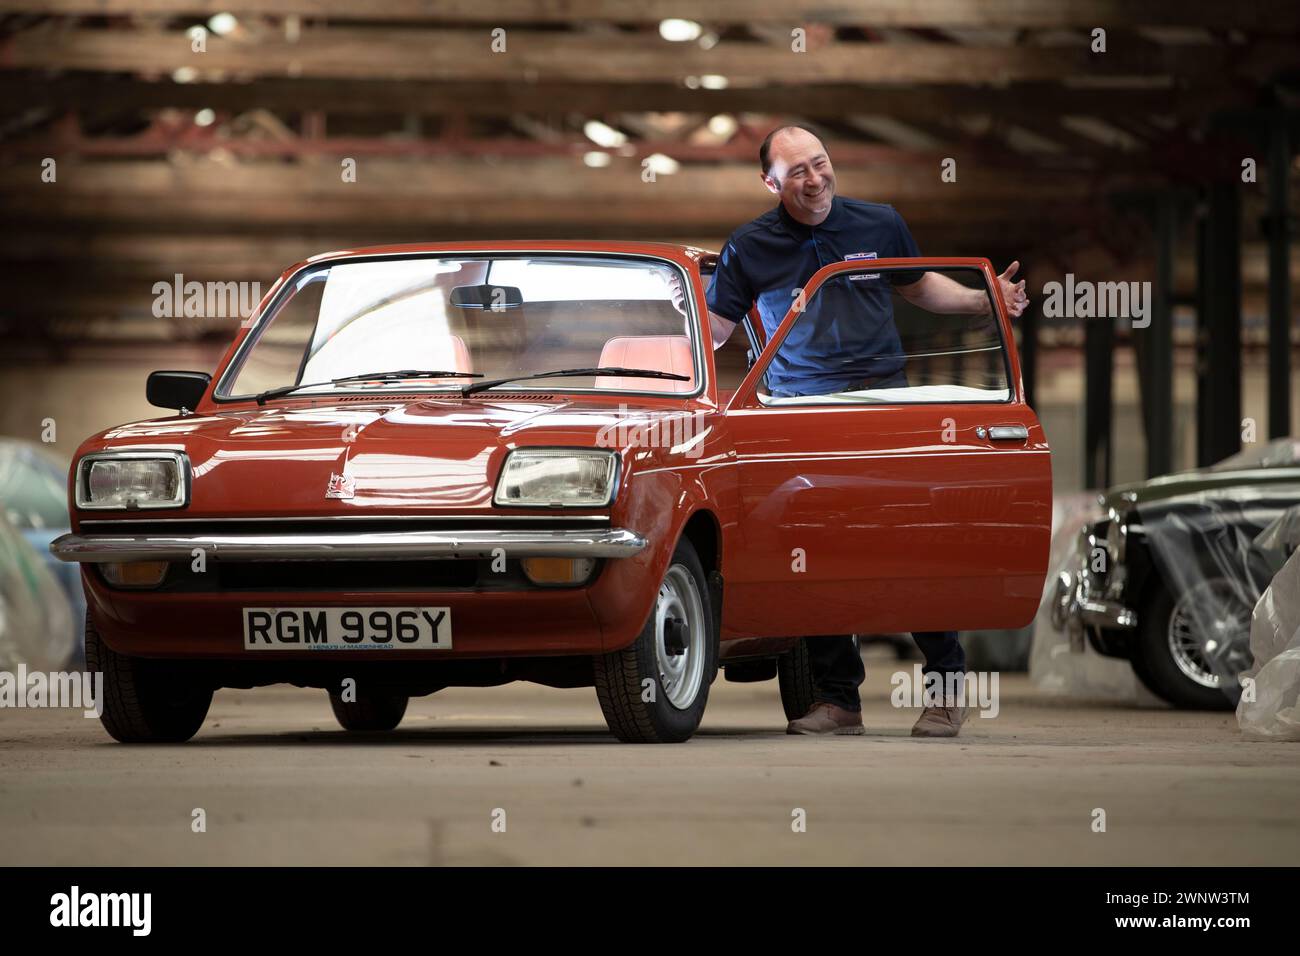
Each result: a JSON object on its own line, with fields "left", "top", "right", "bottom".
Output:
{"left": 101, "top": 561, "right": 169, "bottom": 588}
{"left": 521, "top": 557, "right": 595, "bottom": 586}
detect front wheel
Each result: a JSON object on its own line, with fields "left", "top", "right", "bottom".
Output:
{"left": 594, "top": 538, "right": 718, "bottom": 743}
{"left": 84, "top": 612, "right": 213, "bottom": 743}
{"left": 1132, "top": 579, "right": 1244, "bottom": 711}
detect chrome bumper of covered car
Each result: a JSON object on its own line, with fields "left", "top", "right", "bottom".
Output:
{"left": 1051, "top": 567, "right": 1138, "bottom": 644}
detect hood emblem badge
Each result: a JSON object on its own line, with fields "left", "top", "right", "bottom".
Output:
{"left": 325, "top": 472, "right": 356, "bottom": 500}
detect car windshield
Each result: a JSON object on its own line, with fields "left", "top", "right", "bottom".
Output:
{"left": 219, "top": 254, "right": 700, "bottom": 399}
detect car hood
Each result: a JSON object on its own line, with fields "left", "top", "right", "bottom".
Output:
{"left": 1102, "top": 466, "right": 1300, "bottom": 512}
{"left": 81, "top": 396, "right": 709, "bottom": 517}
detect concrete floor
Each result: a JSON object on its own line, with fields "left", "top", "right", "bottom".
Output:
{"left": 0, "top": 662, "right": 1296, "bottom": 866}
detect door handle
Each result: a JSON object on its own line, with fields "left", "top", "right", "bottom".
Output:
{"left": 976, "top": 424, "right": 1028, "bottom": 441}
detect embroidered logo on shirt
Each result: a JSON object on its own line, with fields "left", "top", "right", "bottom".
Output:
{"left": 844, "top": 251, "right": 879, "bottom": 280}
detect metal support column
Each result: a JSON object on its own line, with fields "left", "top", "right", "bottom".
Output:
{"left": 1267, "top": 117, "right": 1293, "bottom": 439}
{"left": 1196, "top": 182, "right": 1243, "bottom": 467}
{"left": 1147, "top": 196, "right": 1176, "bottom": 477}
{"left": 1021, "top": 295, "right": 1039, "bottom": 409}
{"left": 1084, "top": 311, "right": 1114, "bottom": 490}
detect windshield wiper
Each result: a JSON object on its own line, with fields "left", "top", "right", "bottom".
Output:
{"left": 460, "top": 367, "right": 691, "bottom": 397}
{"left": 254, "top": 369, "right": 483, "bottom": 405}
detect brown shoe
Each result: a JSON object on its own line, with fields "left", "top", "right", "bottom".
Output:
{"left": 787, "top": 702, "right": 866, "bottom": 736}
{"left": 911, "top": 698, "right": 968, "bottom": 738}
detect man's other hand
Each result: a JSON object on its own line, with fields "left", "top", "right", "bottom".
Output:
{"left": 669, "top": 272, "right": 737, "bottom": 349}
{"left": 997, "top": 261, "right": 1029, "bottom": 318}
{"left": 667, "top": 273, "right": 688, "bottom": 317}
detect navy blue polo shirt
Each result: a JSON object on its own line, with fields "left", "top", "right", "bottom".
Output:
{"left": 707, "top": 196, "right": 923, "bottom": 394}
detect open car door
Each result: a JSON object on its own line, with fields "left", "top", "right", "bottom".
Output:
{"left": 720, "top": 257, "right": 1052, "bottom": 638}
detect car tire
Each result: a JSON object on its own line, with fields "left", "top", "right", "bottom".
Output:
{"left": 776, "top": 638, "right": 816, "bottom": 722}
{"left": 328, "top": 688, "right": 409, "bottom": 731}
{"left": 593, "top": 537, "right": 718, "bottom": 743}
{"left": 1132, "top": 580, "right": 1236, "bottom": 711}
{"left": 84, "top": 612, "right": 213, "bottom": 743}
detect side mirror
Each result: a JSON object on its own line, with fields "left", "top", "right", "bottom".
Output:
{"left": 147, "top": 370, "right": 211, "bottom": 413}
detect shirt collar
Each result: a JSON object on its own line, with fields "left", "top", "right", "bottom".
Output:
{"left": 774, "top": 195, "right": 845, "bottom": 235}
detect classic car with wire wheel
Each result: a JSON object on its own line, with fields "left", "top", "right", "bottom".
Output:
{"left": 51, "top": 242, "right": 1052, "bottom": 743}
{"left": 1054, "top": 439, "right": 1300, "bottom": 710}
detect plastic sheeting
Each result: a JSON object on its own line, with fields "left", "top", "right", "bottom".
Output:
{"left": 1238, "top": 542, "right": 1300, "bottom": 739}
{"left": 1139, "top": 489, "right": 1300, "bottom": 703}
{"left": 0, "top": 513, "right": 76, "bottom": 671}
{"left": 1251, "top": 503, "right": 1300, "bottom": 571}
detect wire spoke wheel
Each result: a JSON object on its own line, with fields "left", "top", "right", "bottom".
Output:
{"left": 1167, "top": 579, "right": 1251, "bottom": 690}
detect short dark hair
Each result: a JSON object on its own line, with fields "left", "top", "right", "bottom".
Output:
{"left": 759, "top": 124, "right": 827, "bottom": 176}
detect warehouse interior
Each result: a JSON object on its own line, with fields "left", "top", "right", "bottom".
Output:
{"left": 2, "top": 3, "right": 1299, "bottom": 491}
{"left": 1, "top": 3, "right": 1299, "bottom": 868}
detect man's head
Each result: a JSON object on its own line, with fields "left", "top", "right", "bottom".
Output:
{"left": 759, "top": 125, "right": 836, "bottom": 226}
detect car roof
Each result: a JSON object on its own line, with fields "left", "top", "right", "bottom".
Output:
{"left": 288, "top": 240, "right": 720, "bottom": 275}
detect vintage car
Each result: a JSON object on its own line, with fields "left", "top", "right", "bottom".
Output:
{"left": 1055, "top": 440, "right": 1300, "bottom": 710}
{"left": 51, "top": 242, "right": 1052, "bottom": 743}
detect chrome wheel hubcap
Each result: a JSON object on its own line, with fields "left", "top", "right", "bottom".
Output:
{"left": 653, "top": 564, "right": 706, "bottom": 709}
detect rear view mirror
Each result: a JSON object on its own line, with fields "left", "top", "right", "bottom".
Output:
{"left": 450, "top": 284, "right": 524, "bottom": 312}
{"left": 147, "top": 370, "right": 211, "bottom": 413}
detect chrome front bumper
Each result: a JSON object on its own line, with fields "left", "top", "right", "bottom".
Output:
{"left": 1077, "top": 595, "right": 1138, "bottom": 630}
{"left": 50, "top": 528, "right": 647, "bottom": 563}
{"left": 1051, "top": 567, "right": 1138, "bottom": 646}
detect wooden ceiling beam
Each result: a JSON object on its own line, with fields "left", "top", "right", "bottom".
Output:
{"left": 1, "top": 74, "right": 1250, "bottom": 124}
{"left": 6, "top": 26, "right": 1295, "bottom": 85}
{"left": 3, "top": 0, "right": 1298, "bottom": 31}
{"left": 0, "top": 156, "right": 1122, "bottom": 226}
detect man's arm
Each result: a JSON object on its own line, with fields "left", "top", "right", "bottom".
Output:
{"left": 709, "top": 311, "right": 739, "bottom": 349}
{"left": 669, "top": 273, "right": 741, "bottom": 349}
{"left": 895, "top": 261, "right": 1029, "bottom": 318}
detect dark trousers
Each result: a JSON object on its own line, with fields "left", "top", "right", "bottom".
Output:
{"left": 807, "top": 633, "right": 965, "bottom": 712}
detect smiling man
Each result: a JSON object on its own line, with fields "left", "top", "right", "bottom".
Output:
{"left": 705, "top": 125, "right": 1028, "bottom": 737}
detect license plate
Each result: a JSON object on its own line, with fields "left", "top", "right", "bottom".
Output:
{"left": 243, "top": 607, "right": 452, "bottom": 651}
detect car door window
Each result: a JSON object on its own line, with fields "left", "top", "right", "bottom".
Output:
{"left": 754, "top": 264, "right": 1010, "bottom": 406}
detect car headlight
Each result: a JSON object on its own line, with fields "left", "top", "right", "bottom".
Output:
{"left": 493, "top": 449, "right": 618, "bottom": 508}
{"left": 75, "top": 451, "right": 189, "bottom": 510}
{"left": 1105, "top": 508, "right": 1127, "bottom": 565}
{"left": 1077, "top": 529, "right": 1100, "bottom": 595}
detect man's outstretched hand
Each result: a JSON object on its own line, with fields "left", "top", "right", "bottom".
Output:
{"left": 998, "top": 261, "right": 1029, "bottom": 318}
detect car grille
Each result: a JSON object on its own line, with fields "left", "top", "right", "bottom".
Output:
{"left": 160, "top": 559, "right": 486, "bottom": 592}
{"left": 106, "top": 557, "right": 558, "bottom": 593}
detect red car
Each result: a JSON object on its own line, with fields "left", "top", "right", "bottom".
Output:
{"left": 52, "top": 242, "right": 1052, "bottom": 743}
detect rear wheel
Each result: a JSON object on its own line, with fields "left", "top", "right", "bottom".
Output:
{"left": 776, "top": 638, "right": 816, "bottom": 722}
{"left": 594, "top": 538, "right": 718, "bottom": 743}
{"left": 84, "top": 612, "right": 213, "bottom": 743}
{"left": 328, "top": 687, "right": 409, "bottom": 731}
